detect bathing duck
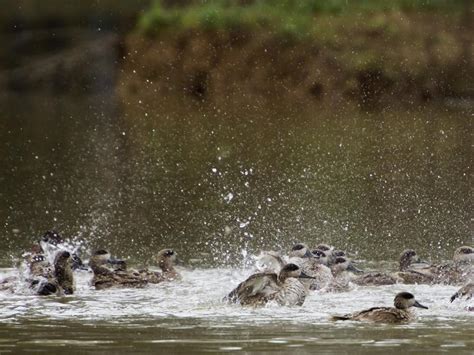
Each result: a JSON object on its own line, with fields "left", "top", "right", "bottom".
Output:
{"left": 225, "top": 263, "right": 313, "bottom": 307}
{"left": 28, "top": 254, "right": 58, "bottom": 295}
{"left": 423, "top": 246, "right": 473, "bottom": 285}
{"left": 332, "top": 292, "right": 428, "bottom": 323}
{"left": 89, "top": 250, "right": 147, "bottom": 290}
{"left": 37, "top": 230, "right": 87, "bottom": 271}
{"left": 289, "top": 244, "right": 333, "bottom": 290}
{"left": 324, "top": 256, "right": 363, "bottom": 292}
{"left": 353, "top": 249, "right": 432, "bottom": 286}
{"left": 53, "top": 251, "right": 74, "bottom": 295}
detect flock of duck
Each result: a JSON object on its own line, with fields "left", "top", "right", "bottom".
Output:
{"left": 0, "top": 230, "right": 472, "bottom": 324}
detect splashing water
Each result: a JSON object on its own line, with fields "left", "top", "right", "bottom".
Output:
{"left": 0, "top": 260, "right": 473, "bottom": 353}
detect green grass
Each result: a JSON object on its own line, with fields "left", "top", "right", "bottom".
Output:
{"left": 138, "top": 0, "right": 466, "bottom": 38}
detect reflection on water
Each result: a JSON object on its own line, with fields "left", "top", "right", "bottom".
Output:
{"left": 0, "top": 267, "right": 473, "bottom": 353}
{"left": 0, "top": 94, "right": 471, "bottom": 265}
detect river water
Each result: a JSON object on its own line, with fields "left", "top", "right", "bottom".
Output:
{"left": 0, "top": 93, "right": 472, "bottom": 352}
{"left": 0, "top": 266, "right": 473, "bottom": 353}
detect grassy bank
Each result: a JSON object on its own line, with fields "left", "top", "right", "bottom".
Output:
{"left": 118, "top": 0, "right": 472, "bottom": 108}
{"left": 138, "top": 0, "right": 467, "bottom": 38}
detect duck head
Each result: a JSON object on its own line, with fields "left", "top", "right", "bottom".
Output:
{"left": 394, "top": 292, "right": 428, "bottom": 310}
{"left": 330, "top": 256, "right": 363, "bottom": 274}
{"left": 278, "top": 263, "right": 314, "bottom": 282}
{"left": 90, "top": 249, "right": 126, "bottom": 271}
{"left": 311, "top": 249, "right": 329, "bottom": 265}
{"left": 156, "top": 249, "right": 178, "bottom": 271}
{"left": 289, "top": 243, "right": 312, "bottom": 258}
{"left": 314, "top": 244, "right": 334, "bottom": 253}
{"left": 453, "top": 246, "right": 474, "bottom": 263}
{"left": 54, "top": 251, "right": 71, "bottom": 269}
{"left": 399, "top": 249, "right": 424, "bottom": 271}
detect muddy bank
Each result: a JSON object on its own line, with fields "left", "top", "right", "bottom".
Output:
{"left": 119, "top": 13, "right": 472, "bottom": 109}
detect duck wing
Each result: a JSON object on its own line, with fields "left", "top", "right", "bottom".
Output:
{"left": 255, "top": 252, "right": 286, "bottom": 273}
{"left": 353, "top": 272, "right": 398, "bottom": 286}
{"left": 352, "top": 307, "right": 412, "bottom": 323}
{"left": 93, "top": 270, "right": 148, "bottom": 289}
{"left": 225, "top": 272, "right": 279, "bottom": 305}
{"left": 394, "top": 270, "right": 434, "bottom": 284}
{"left": 138, "top": 269, "right": 165, "bottom": 284}
{"left": 451, "top": 283, "right": 474, "bottom": 302}
{"left": 274, "top": 278, "right": 307, "bottom": 306}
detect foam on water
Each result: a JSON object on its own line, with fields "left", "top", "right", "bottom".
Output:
{"left": 0, "top": 267, "right": 472, "bottom": 324}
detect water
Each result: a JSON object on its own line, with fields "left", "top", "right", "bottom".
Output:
{"left": 0, "top": 93, "right": 472, "bottom": 352}
{"left": 0, "top": 94, "right": 471, "bottom": 265}
{"left": 0, "top": 267, "right": 473, "bottom": 353}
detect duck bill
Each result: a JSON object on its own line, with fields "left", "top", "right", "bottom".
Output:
{"left": 413, "top": 300, "right": 428, "bottom": 309}
{"left": 298, "top": 272, "right": 315, "bottom": 279}
{"left": 107, "top": 258, "right": 124, "bottom": 265}
{"left": 347, "top": 263, "right": 364, "bottom": 274}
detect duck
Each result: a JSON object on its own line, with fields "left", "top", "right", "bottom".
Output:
{"left": 139, "top": 249, "right": 181, "bottom": 283}
{"left": 53, "top": 251, "right": 74, "bottom": 295}
{"left": 224, "top": 263, "right": 313, "bottom": 307}
{"left": 312, "top": 244, "right": 334, "bottom": 265}
{"left": 324, "top": 256, "right": 363, "bottom": 292}
{"left": 89, "top": 250, "right": 147, "bottom": 290}
{"left": 36, "top": 230, "right": 87, "bottom": 271}
{"left": 352, "top": 249, "right": 432, "bottom": 286}
{"left": 332, "top": 292, "right": 428, "bottom": 323}
{"left": 27, "top": 252, "right": 74, "bottom": 296}
{"left": 394, "top": 249, "right": 434, "bottom": 284}
{"left": 289, "top": 243, "right": 333, "bottom": 290}
{"left": 417, "top": 246, "right": 473, "bottom": 285}
{"left": 28, "top": 254, "right": 58, "bottom": 295}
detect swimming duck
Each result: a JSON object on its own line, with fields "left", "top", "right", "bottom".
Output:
{"left": 289, "top": 244, "right": 333, "bottom": 291}
{"left": 422, "top": 246, "right": 473, "bottom": 285}
{"left": 332, "top": 292, "right": 428, "bottom": 323}
{"left": 324, "top": 256, "right": 363, "bottom": 292}
{"left": 225, "top": 263, "right": 313, "bottom": 307}
{"left": 89, "top": 250, "right": 147, "bottom": 290}
{"left": 352, "top": 249, "right": 432, "bottom": 286}
{"left": 450, "top": 283, "right": 474, "bottom": 303}
{"left": 312, "top": 244, "right": 333, "bottom": 265}
{"left": 139, "top": 249, "right": 182, "bottom": 283}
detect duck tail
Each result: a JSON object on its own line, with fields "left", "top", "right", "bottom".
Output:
{"left": 331, "top": 315, "right": 351, "bottom": 321}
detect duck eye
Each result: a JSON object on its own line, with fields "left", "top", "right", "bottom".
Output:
{"left": 165, "top": 250, "right": 174, "bottom": 256}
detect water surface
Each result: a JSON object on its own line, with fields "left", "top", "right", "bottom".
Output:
{"left": 0, "top": 94, "right": 470, "bottom": 265}
{"left": 0, "top": 267, "right": 473, "bottom": 353}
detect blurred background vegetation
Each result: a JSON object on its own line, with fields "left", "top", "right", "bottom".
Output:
{"left": 0, "top": 0, "right": 471, "bottom": 106}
